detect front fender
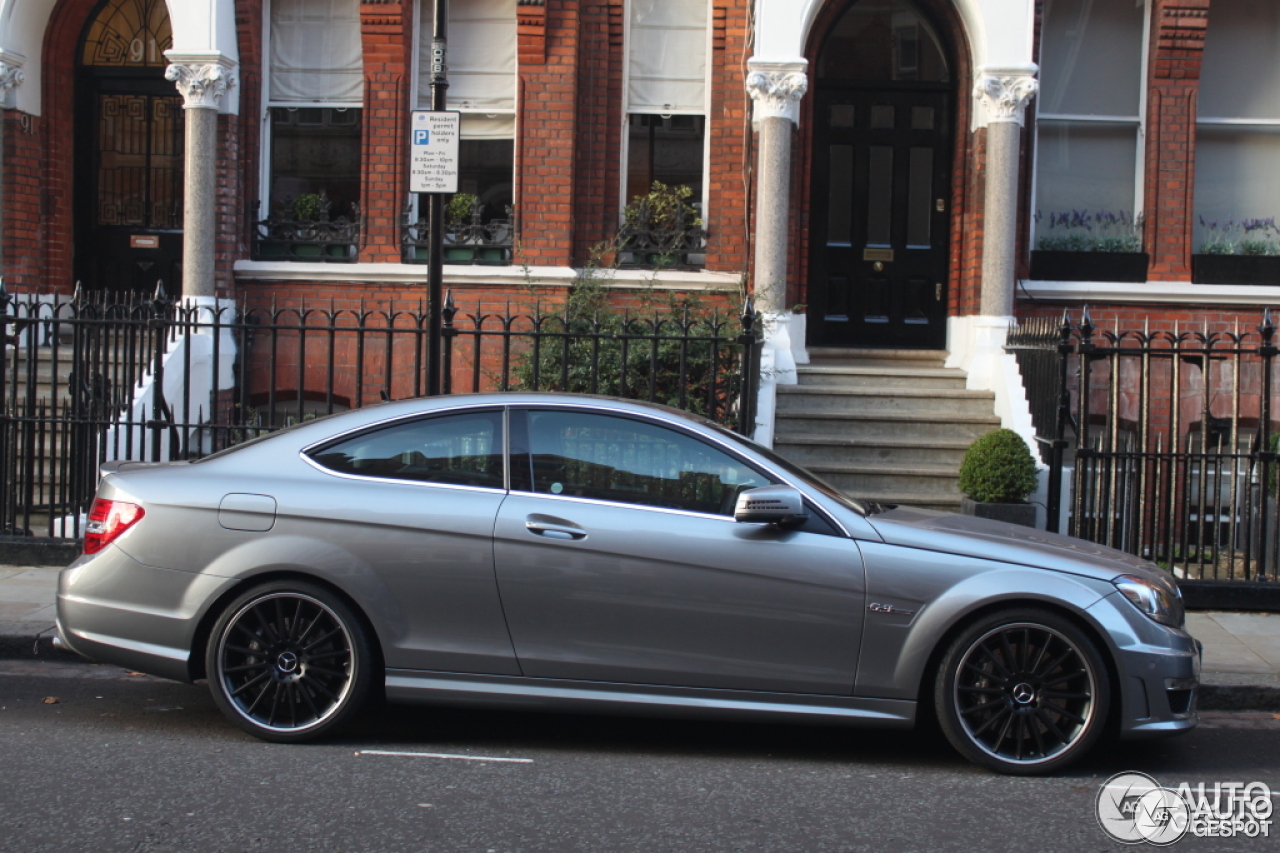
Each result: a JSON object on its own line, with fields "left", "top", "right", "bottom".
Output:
{"left": 855, "top": 541, "right": 1112, "bottom": 699}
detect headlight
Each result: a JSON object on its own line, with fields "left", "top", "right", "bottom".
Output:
{"left": 1114, "top": 574, "right": 1184, "bottom": 628}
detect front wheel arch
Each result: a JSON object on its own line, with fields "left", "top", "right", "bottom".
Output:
{"left": 916, "top": 600, "right": 1123, "bottom": 750}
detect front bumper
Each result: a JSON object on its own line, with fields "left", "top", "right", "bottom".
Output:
{"left": 1088, "top": 592, "right": 1201, "bottom": 739}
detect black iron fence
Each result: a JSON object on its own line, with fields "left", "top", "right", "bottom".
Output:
{"left": 1011, "top": 310, "right": 1280, "bottom": 582}
{"left": 0, "top": 286, "right": 759, "bottom": 539}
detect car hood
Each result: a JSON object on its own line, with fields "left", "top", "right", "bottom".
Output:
{"left": 864, "top": 505, "right": 1171, "bottom": 586}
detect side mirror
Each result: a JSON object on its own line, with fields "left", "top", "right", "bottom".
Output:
{"left": 733, "top": 485, "right": 809, "bottom": 526}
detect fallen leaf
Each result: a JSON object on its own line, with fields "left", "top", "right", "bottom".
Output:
{"left": 1273, "top": 713, "right": 1280, "bottom": 720}
{"left": 41, "top": 697, "right": 59, "bottom": 705}
{"left": 126, "top": 671, "right": 145, "bottom": 677}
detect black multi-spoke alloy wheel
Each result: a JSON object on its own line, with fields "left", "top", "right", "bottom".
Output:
{"left": 206, "top": 581, "right": 373, "bottom": 742}
{"left": 936, "top": 609, "right": 1110, "bottom": 774}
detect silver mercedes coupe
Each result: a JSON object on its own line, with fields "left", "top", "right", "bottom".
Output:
{"left": 55, "top": 393, "right": 1199, "bottom": 774}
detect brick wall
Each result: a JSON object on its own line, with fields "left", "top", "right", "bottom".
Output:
{"left": 1145, "top": 0, "right": 1211, "bottom": 281}
{"left": 2, "top": 112, "right": 45, "bottom": 290}
{"left": 704, "top": 0, "right": 751, "bottom": 275}
{"left": 515, "top": 0, "right": 580, "bottom": 267}
{"left": 360, "top": 1, "right": 412, "bottom": 263}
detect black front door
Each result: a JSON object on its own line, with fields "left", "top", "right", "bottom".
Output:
{"left": 810, "top": 88, "right": 951, "bottom": 349}
{"left": 75, "top": 78, "right": 184, "bottom": 296}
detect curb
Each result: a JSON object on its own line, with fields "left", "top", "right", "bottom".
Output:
{"left": 0, "top": 536, "right": 80, "bottom": 567}
{"left": 1197, "top": 683, "right": 1280, "bottom": 713}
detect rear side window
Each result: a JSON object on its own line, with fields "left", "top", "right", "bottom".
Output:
{"left": 309, "top": 410, "right": 504, "bottom": 488}
{"left": 521, "top": 409, "right": 771, "bottom": 515}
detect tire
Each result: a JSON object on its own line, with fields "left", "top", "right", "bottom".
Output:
{"left": 206, "top": 580, "right": 374, "bottom": 743}
{"left": 935, "top": 608, "right": 1110, "bottom": 775}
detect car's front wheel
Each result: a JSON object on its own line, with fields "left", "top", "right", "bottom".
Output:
{"left": 206, "top": 580, "right": 373, "bottom": 742}
{"left": 936, "top": 608, "right": 1110, "bottom": 774}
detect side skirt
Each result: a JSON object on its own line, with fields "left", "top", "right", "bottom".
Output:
{"left": 385, "top": 669, "right": 916, "bottom": 728}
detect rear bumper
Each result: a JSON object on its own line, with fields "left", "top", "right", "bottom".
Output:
{"left": 56, "top": 547, "right": 236, "bottom": 682}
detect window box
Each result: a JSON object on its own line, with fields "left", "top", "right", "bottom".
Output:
{"left": 1028, "top": 251, "right": 1148, "bottom": 283}
{"left": 1192, "top": 254, "right": 1280, "bottom": 285}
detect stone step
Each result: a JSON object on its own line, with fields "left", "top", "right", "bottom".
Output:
{"left": 775, "top": 409, "right": 1000, "bottom": 440}
{"left": 777, "top": 384, "right": 995, "bottom": 416}
{"left": 805, "top": 461, "right": 962, "bottom": 499}
{"left": 807, "top": 347, "right": 949, "bottom": 365}
{"left": 842, "top": 489, "right": 962, "bottom": 513}
{"left": 796, "top": 364, "right": 968, "bottom": 390}
{"left": 774, "top": 433, "right": 971, "bottom": 466}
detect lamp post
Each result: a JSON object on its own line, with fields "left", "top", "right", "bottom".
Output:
{"left": 426, "top": 0, "right": 449, "bottom": 396}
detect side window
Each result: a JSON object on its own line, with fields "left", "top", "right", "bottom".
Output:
{"left": 310, "top": 410, "right": 503, "bottom": 488}
{"left": 524, "top": 410, "right": 771, "bottom": 515}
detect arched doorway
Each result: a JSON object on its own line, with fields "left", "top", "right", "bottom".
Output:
{"left": 75, "top": 0, "right": 181, "bottom": 296}
{"left": 808, "top": 0, "right": 953, "bottom": 349}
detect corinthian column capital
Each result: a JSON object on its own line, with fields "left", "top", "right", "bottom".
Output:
{"left": 0, "top": 50, "right": 26, "bottom": 104}
{"left": 164, "top": 54, "right": 238, "bottom": 110}
{"left": 974, "top": 70, "right": 1039, "bottom": 127}
{"left": 746, "top": 59, "right": 809, "bottom": 128}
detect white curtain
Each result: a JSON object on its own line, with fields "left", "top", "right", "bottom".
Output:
{"left": 419, "top": 0, "right": 516, "bottom": 131}
{"left": 627, "top": 0, "right": 708, "bottom": 114}
{"left": 269, "top": 0, "right": 363, "bottom": 104}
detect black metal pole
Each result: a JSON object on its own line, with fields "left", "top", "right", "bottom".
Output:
{"left": 426, "top": 0, "right": 449, "bottom": 396}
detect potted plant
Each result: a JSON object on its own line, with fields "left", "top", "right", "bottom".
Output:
{"left": 618, "top": 181, "right": 705, "bottom": 268}
{"left": 1192, "top": 217, "right": 1280, "bottom": 285}
{"left": 444, "top": 193, "right": 479, "bottom": 261}
{"left": 958, "top": 428, "right": 1039, "bottom": 527}
{"left": 1029, "top": 210, "right": 1148, "bottom": 282}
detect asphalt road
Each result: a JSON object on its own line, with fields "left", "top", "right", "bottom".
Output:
{"left": 1, "top": 659, "right": 1278, "bottom": 853}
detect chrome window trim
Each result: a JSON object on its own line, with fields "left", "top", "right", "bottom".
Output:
{"left": 299, "top": 403, "right": 508, "bottom": 492}
{"left": 508, "top": 401, "right": 852, "bottom": 537}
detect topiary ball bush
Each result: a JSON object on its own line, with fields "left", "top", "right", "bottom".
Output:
{"left": 958, "top": 428, "right": 1038, "bottom": 504}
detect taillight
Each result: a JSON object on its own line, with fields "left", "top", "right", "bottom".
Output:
{"left": 84, "top": 499, "right": 145, "bottom": 555}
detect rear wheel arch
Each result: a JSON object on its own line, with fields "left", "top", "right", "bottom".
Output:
{"left": 187, "top": 569, "right": 385, "bottom": 686}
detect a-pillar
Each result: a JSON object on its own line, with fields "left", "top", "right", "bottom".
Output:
{"left": 164, "top": 53, "right": 237, "bottom": 299}
{"left": 745, "top": 59, "right": 807, "bottom": 445}
{"left": 974, "top": 70, "right": 1037, "bottom": 319}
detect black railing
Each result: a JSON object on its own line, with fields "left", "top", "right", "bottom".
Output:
{"left": 402, "top": 202, "right": 516, "bottom": 265}
{"left": 250, "top": 200, "right": 360, "bottom": 262}
{"left": 1013, "top": 309, "right": 1280, "bottom": 582}
{"left": 440, "top": 294, "right": 758, "bottom": 433}
{"left": 0, "top": 286, "right": 759, "bottom": 538}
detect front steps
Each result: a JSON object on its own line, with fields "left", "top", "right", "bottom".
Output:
{"left": 773, "top": 349, "right": 1000, "bottom": 512}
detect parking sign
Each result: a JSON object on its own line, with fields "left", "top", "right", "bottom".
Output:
{"left": 410, "top": 111, "right": 460, "bottom": 193}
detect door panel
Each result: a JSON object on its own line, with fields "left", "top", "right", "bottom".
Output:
{"left": 493, "top": 493, "right": 866, "bottom": 694}
{"left": 811, "top": 89, "right": 951, "bottom": 348}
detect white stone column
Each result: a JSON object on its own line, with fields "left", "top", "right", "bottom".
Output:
{"left": 974, "top": 70, "right": 1037, "bottom": 318}
{"left": 745, "top": 60, "right": 807, "bottom": 445}
{"left": 0, "top": 52, "right": 25, "bottom": 280}
{"left": 746, "top": 61, "right": 807, "bottom": 314}
{"left": 165, "top": 54, "right": 237, "bottom": 299}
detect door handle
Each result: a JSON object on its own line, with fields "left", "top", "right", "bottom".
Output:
{"left": 525, "top": 517, "right": 587, "bottom": 540}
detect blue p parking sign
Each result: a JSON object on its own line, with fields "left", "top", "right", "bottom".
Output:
{"left": 410, "top": 111, "right": 459, "bottom": 193}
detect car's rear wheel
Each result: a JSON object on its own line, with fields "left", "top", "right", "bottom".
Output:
{"left": 936, "top": 608, "right": 1109, "bottom": 775}
{"left": 206, "top": 580, "right": 373, "bottom": 742}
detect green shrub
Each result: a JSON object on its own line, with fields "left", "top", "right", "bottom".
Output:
{"left": 958, "top": 429, "right": 1038, "bottom": 503}
{"left": 511, "top": 263, "right": 743, "bottom": 422}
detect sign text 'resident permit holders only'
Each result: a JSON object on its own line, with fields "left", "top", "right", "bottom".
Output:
{"left": 410, "top": 111, "right": 460, "bottom": 194}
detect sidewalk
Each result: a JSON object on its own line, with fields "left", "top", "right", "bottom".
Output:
{"left": 3, "top": 562, "right": 1279, "bottom": 709}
